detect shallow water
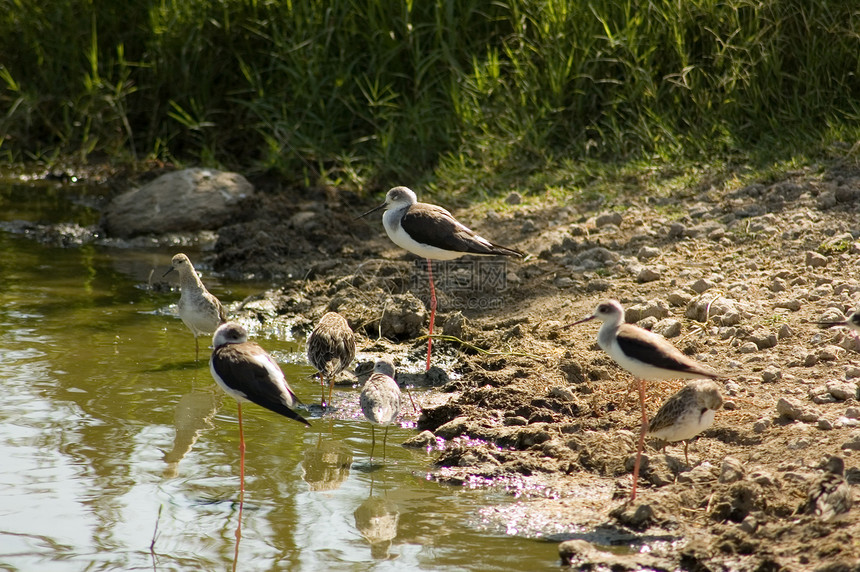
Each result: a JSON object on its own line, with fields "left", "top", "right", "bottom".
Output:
{"left": 0, "top": 180, "right": 568, "bottom": 570}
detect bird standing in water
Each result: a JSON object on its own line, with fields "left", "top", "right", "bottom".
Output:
{"left": 359, "top": 358, "right": 401, "bottom": 462}
{"left": 306, "top": 312, "right": 356, "bottom": 410}
{"left": 163, "top": 253, "right": 226, "bottom": 361}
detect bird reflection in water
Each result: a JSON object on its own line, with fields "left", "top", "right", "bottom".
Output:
{"left": 301, "top": 433, "right": 353, "bottom": 492}
{"left": 162, "top": 385, "right": 222, "bottom": 478}
{"left": 354, "top": 476, "right": 400, "bottom": 560}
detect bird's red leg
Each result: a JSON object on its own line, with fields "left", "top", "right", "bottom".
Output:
{"left": 233, "top": 403, "right": 245, "bottom": 572}
{"left": 426, "top": 258, "right": 436, "bottom": 372}
{"left": 631, "top": 378, "right": 648, "bottom": 501}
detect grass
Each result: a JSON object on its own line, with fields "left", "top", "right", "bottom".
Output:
{"left": 1, "top": 0, "right": 859, "bottom": 196}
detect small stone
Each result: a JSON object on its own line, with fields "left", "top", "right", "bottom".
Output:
{"left": 548, "top": 386, "right": 577, "bottom": 401}
{"left": 723, "top": 400, "right": 738, "bottom": 410}
{"left": 846, "top": 366, "right": 860, "bottom": 379}
{"left": 668, "top": 222, "right": 686, "bottom": 238}
{"left": 761, "top": 365, "right": 782, "bottom": 383}
{"left": 520, "top": 219, "right": 537, "bottom": 233}
{"left": 720, "top": 457, "right": 745, "bottom": 483}
{"left": 805, "top": 251, "right": 828, "bottom": 268}
{"left": 637, "top": 246, "right": 661, "bottom": 260}
{"left": 554, "top": 276, "right": 575, "bottom": 288}
{"left": 667, "top": 290, "right": 693, "bottom": 307}
{"left": 637, "top": 267, "right": 661, "bottom": 283}
{"left": 803, "top": 353, "right": 819, "bottom": 367}
{"left": 778, "top": 324, "right": 794, "bottom": 340}
{"left": 738, "top": 342, "right": 759, "bottom": 354}
{"left": 638, "top": 316, "right": 658, "bottom": 330}
{"left": 753, "top": 418, "right": 772, "bottom": 433}
{"left": 818, "top": 419, "right": 834, "bottom": 430}
{"left": 595, "top": 211, "right": 623, "bottom": 228}
{"left": 724, "top": 381, "right": 740, "bottom": 394}
{"left": 503, "top": 416, "right": 529, "bottom": 427}
{"left": 841, "top": 431, "right": 860, "bottom": 451}
{"left": 827, "top": 380, "right": 859, "bottom": 401}
{"left": 652, "top": 318, "right": 681, "bottom": 338}
{"left": 846, "top": 406, "right": 860, "bottom": 419}
{"left": 690, "top": 278, "right": 717, "bottom": 294}
{"left": 505, "top": 191, "right": 523, "bottom": 205}
{"left": 442, "top": 311, "right": 466, "bottom": 340}
{"left": 774, "top": 299, "right": 802, "bottom": 311}
{"left": 402, "top": 430, "right": 438, "bottom": 448}
{"left": 748, "top": 329, "right": 778, "bottom": 350}
{"left": 818, "top": 345, "right": 842, "bottom": 361}
{"left": 586, "top": 278, "right": 611, "bottom": 292}
{"left": 776, "top": 397, "right": 804, "bottom": 420}
{"left": 770, "top": 278, "right": 788, "bottom": 292}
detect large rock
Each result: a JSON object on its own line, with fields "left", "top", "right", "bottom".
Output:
{"left": 101, "top": 168, "right": 253, "bottom": 237}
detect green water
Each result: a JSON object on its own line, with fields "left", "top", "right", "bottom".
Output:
{"left": 0, "top": 181, "right": 567, "bottom": 571}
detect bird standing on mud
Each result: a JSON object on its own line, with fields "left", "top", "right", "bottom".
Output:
{"left": 805, "top": 456, "right": 853, "bottom": 522}
{"left": 647, "top": 378, "right": 724, "bottom": 464}
{"left": 358, "top": 186, "right": 523, "bottom": 371}
{"left": 163, "top": 253, "right": 226, "bottom": 360}
{"left": 569, "top": 299, "right": 722, "bottom": 500}
{"left": 306, "top": 312, "right": 356, "bottom": 410}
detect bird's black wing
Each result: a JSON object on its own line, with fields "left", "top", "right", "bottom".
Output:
{"left": 400, "top": 204, "right": 523, "bottom": 257}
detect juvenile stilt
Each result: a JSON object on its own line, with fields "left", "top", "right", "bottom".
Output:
{"left": 163, "top": 253, "right": 226, "bottom": 361}
{"left": 360, "top": 359, "right": 401, "bottom": 463}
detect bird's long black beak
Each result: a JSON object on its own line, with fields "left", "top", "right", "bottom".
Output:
{"left": 162, "top": 267, "right": 175, "bottom": 278}
{"left": 565, "top": 315, "right": 596, "bottom": 329}
{"left": 355, "top": 202, "right": 386, "bottom": 220}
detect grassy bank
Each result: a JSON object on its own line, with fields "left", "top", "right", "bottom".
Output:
{"left": 1, "top": 0, "right": 859, "bottom": 194}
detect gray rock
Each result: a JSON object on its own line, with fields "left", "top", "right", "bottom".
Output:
{"left": 841, "top": 431, "right": 860, "bottom": 451}
{"left": 442, "top": 311, "right": 466, "bottom": 340}
{"left": 637, "top": 246, "right": 661, "bottom": 260}
{"left": 652, "top": 318, "right": 681, "bottom": 338}
{"left": 586, "top": 278, "right": 611, "bottom": 292}
{"left": 719, "top": 457, "right": 745, "bottom": 483}
{"left": 770, "top": 278, "right": 788, "bottom": 292}
{"left": 636, "top": 267, "right": 661, "bottom": 283}
{"left": 753, "top": 418, "right": 772, "bottom": 433}
{"left": 505, "top": 191, "right": 523, "bottom": 205}
{"left": 748, "top": 329, "right": 778, "bottom": 350}
{"left": 402, "top": 430, "right": 438, "bottom": 448}
{"left": 595, "top": 211, "right": 623, "bottom": 228}
{"left": 761, "top": 365, "right": 782, "bottom": 383}
{"left": 805, "top": 251, "right": 828, "bottom": 268}
{"left": 690, "top": 278, "right": 717, "bottom": 294}
{"left": 738, "top": 342, "right": 759, "bottom": 354}
{"left": 102, "top": 168, "right": 253, "bottom": 237}
{"left": 827, "top": 380, "right": 859, "bottom": 401}
{"left": 667, "top": 222, "right": 686, "bottom": 238}
{"left": 379, "top": 293, "right": 427, "bottom": 339}
{"left": 667, "top": 290, "right": 693, "bottom": 307}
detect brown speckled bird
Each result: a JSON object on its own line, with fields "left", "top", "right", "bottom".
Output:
{"left": 306, "top": 312, "right": 356, "bottom": 409}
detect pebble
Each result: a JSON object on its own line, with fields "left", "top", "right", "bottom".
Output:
{"left": 818, "top": 419, "right": 834, "bottom": 430}
{"left": 724, "top": 381, "right": 740, "bottom": 395}
{"left": 595, "top": 211, "right": 623, "bottom": 228}
{"left": 770, "top": 278, "right": 788, "bottom": 292}
{"left": 803, "top": 353, "right": 819, "bottom": 367}
{"left": 777, "top": 397, "right": 820, "bottom": 423}
{"left": 652, "top": 318, "right": 681, "bottom": 338}
{"left": 719, "top": 457, "right": 745, "bottom": 483}
{"left": 761, "top": 365, "right": 782, "bottom": 383}
{"left": 753, "top": 418, "right": 772, "bottom": 433}
{"left": 690, "top": 278, "right": 717, "bottom": 294}
{"left": 637, "top": 267, "right": 661, "bottom": 283}
{"left": 847, "top": 366, "right": 860, "bottom": 380}
{"left": 666, "top": 290, "right": 692, "bottom": 307}
{"left": 846, "top": 406, "right": 860, "bottom": 419}
{"left": 586, "top": 278, "right": 611, "bottom": 292}
{"left": 637, "top": 245, "right": 661, "bottom": 260}
{"left": 827, "top": 380, "right": 859, "bottom": 401}
{"left": 841, "top": 431, "right": 860, "bottom": 451}
{"left": 638, "top": 316, "right": 658, "bottom": 330}
{"left": 548, "top": 386, "right": 577, "bottom": 402}
{"left": 748, "top": 330, "right": 778, "bottom": 350}
{"left": 738, "top": 342, "right": 759, "bottom": 354}
{"left": 805, "top": 251, "right": 828, "bottom": 267}
{"left": 778, "top": 324, "right": 794, "bottom": 339}
{"left": 402, "top": 430, "right": 438, "bottom": 448}
{"left": 520, "top": 219, "right": 537, "bottom": 233}
{"left": 774, "top": 299, "right": 802, "bottom": 311}
{"left": 505, "top": 191, "right": 523, "bottom": 205}
{"left": 667, "top": 221, "right": 686, "bottom": 238}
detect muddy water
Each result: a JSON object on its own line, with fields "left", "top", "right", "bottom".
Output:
{"left": 0, "top": 181, "right": 564, "bottom": 570}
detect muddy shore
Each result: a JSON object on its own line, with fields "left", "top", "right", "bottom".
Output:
{"left": 13, "top": 166, "right": 860, "bottom": 570}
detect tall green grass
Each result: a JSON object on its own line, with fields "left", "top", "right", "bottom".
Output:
{"left": 1, "top": 0, "right": 858, "bottom": 192}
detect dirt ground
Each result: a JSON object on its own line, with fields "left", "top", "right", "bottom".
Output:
{"left": 201, "top": 167, "right": 860, "bottom": 571}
